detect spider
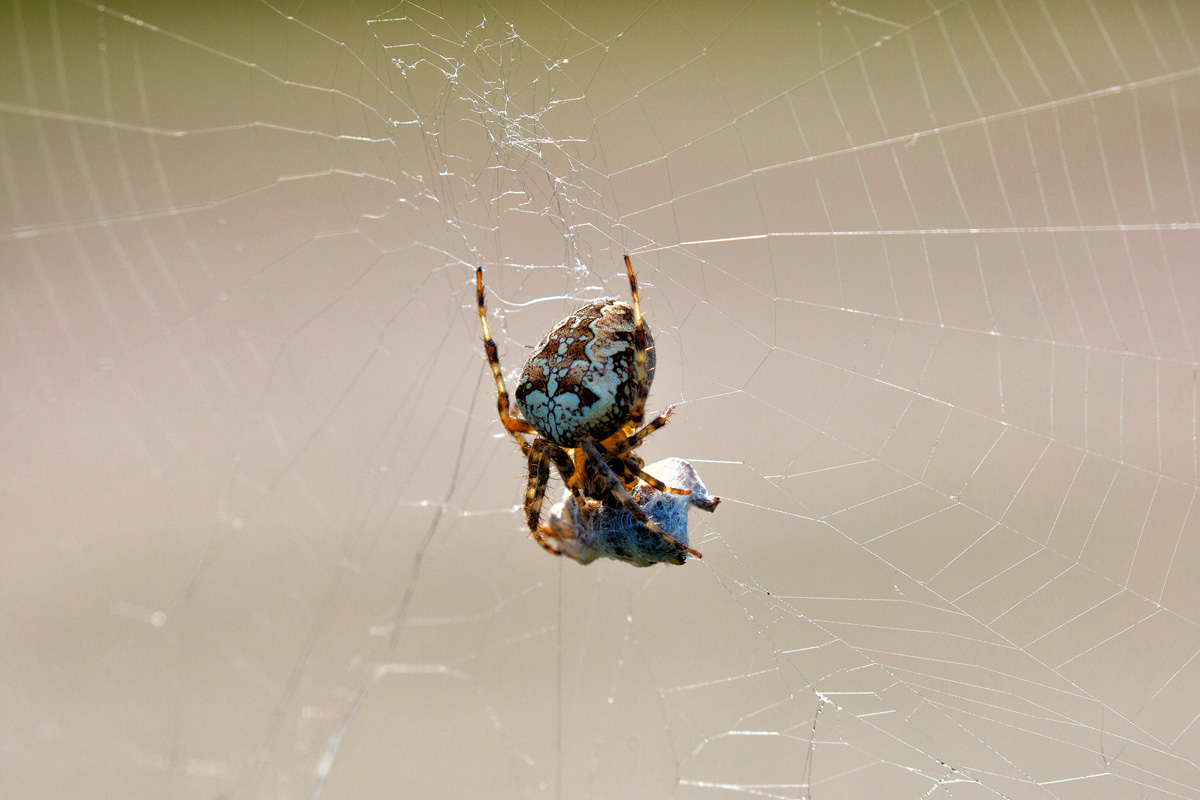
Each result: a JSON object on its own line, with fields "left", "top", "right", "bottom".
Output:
{"left": 545, "top": 458, "right": 719, "bottom": 567}
{"left": 476, "top": 255, "right": 712, "bottom": 564}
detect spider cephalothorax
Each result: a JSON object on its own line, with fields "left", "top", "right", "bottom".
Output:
{"left": 476, "top": 256, "right": 713, "bottom": 564}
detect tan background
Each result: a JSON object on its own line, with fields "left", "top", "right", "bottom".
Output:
{"left": 3, "top": 1, "right": 1200, "bottom": 798}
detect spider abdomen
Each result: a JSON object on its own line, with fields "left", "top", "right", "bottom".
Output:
{"left": 516, "top": 298, "right": 656, "bottom": 447}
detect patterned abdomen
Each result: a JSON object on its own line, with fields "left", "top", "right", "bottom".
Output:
{"left": 515, "top": 299, "right": 656, "bottom": 447}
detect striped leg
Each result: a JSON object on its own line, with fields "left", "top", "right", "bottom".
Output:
{"left": 624, "top": 255, "right": 652, "bottom": 427}
{"left": 476, "top": 266, "right": 537, "bottom": 440}
{"left": 522, "top": 438, "right": 552, "bottom": 534}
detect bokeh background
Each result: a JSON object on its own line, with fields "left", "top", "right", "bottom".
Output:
{"left": 4, "top": 1, "right": 1200, "bottom": 798}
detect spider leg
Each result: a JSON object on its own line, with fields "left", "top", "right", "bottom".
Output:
{"left": 476, "top": 266, "right": 538, "bottom": 440}
{"left": 532, "top": 522, "right": 567, "bottom": 558}
{"left": 612, "top": 404, "right": 675, "bottom": 454}
{"left": 579, "top": 437, "right": 703, "bottom": 560}
{"left": 518, "top": 441, "right": 594, "bottom": 562}
{"left": 543, "top": 443, "right": 574, "bottom": 477}
{"left": 535, "top": 506, "right": 602, "bottom": 565}
{"left": 606, "top": 406, "right": 691, "bottom": 495}
{"left": 624, "top": 255, "right": 653, "bottom": 427}
{"left": 606, "top": 450, "right": 689, "bottom": 496}
{"left": 522, "top": 438, "right": 552, "bottom": 534}
{"left": 630, "top": 464, "right": 691, "bottom": 495}
{"left": 532, "top": 515, "right": 568, "bottom": 558}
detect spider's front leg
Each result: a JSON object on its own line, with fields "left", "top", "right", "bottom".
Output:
{"left": 476, "top": 266, "right": 539, "bottom": 442}
{"left": 578, "top": 438, "right": 703, "bottom": 560}
{"left": 623, "top": 255, "right": 653, "bottom": 427}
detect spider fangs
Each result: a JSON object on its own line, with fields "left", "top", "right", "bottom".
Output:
{"left": 476, "top": 256, "right": 718, "bottom": 565}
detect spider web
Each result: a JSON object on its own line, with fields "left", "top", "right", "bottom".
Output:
{"left": 3, "top": 1, "right": 1200, "bottom": 798}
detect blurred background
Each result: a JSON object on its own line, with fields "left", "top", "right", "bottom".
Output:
{"left": 3, "top": 1, "right": 1199, "bottom": 798}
